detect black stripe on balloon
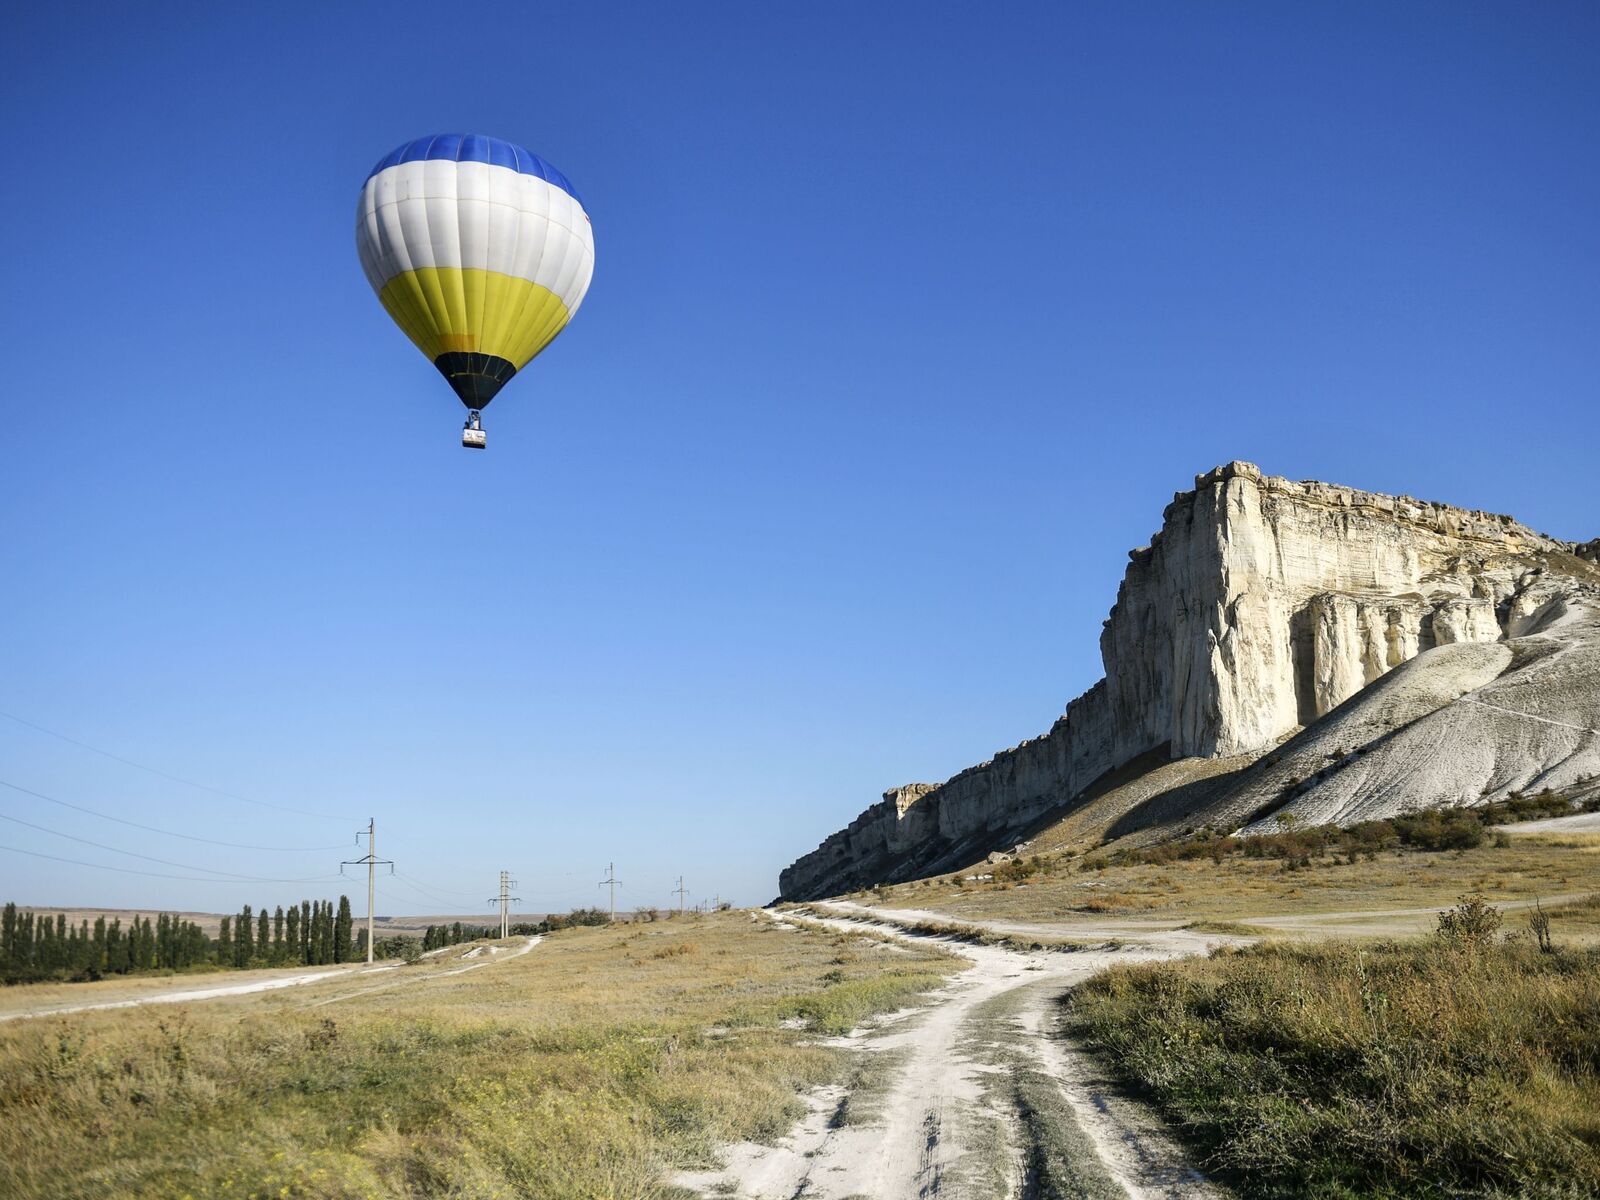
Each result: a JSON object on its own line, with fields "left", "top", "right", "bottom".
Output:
{"left": 433, "top": 353, "right": 518, "bottom": 409}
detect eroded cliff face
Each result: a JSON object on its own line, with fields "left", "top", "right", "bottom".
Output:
{"left": 778, "top": 462, "right": 1595, "bottom": 901}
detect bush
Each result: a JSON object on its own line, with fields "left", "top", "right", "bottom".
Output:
{"left": 1082, "top": 790, "right": 1594, "bottom": 874}
{"left": 993, "top": 856, "right": 1044, "bottom": 883}
{"left": 539, "top": 907, "right": 612, "bottom": 933}
{"left": 1436, "top": 893, "right": 1502, "bottom": 950}
{"left": 1392, "top": 808, "right": 1485, "bottom": 851}
{"left": 1529, "top": 900, "right": 1554, "bottom": 954}
{"left": 1480, "top": 788, "right": 1597, "bottom": 825}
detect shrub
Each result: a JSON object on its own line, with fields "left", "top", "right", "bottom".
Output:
{"left": 993, "top": 856, "right": 1043, "bottom": 883}
{"left": 1392, "top": 808, "right": 1484, "bottom": 851}
{"left": 1088, "top": 789, "right": 1594, "bottom": 874}
{"left": 1528, "top": 899, "right": 1554, "bottom": 954}
{"left": 1436, "top": 893, "right": 1502, "bottom": 951}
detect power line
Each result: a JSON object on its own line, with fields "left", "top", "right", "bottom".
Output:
{"left": 0, "top": 843, "right": 345, "bottom": 884}
{"left": 380, "top": 878, "right": 495, "bottom": 915}
{"left": 0, "top": 709, "right": 356, "bottom": 822}
{"left": 0, "top": 777, "right": 350, "bottom": 852}
{"left": 0, "top": 809, "right": 337, "bottom": 882}
{"left": 387, "top": 876, "right": 471, "bottom": 908}
{"left": 392, "top": 871, "right": 486, "bottom": 902}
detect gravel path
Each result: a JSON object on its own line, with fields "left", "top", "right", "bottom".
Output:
{"left": 1501, "top": 812, "right": 1600, "bottom": 834}
{"left": 675, "top": 905, "right": 1236, "bottom": 1200}
{"left": 0, "top": 937, "right": 542, "bottom": 1022}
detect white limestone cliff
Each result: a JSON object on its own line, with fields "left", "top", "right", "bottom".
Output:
{"left": 778, "top": 463, "right": 1599, "bottom": 901}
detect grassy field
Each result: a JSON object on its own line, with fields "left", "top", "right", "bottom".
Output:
{"left": 1067, "top": 926, "right": 1600, "bottom": 1198}
{"left": 872, "top": 830, "right": 1600, "bottom": 935}
{"left": 0, "top": 913, "right": 959, "bottom": 1200}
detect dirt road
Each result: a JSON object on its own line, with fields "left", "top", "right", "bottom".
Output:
{"left": 677, "top": 887, "right": 1595, "bottom": 1199}
{"left": 0, "top": 937, "right": 542, "bottom": 1022}
{"left": 676, "top": 905, "right": 1237, "bottom": 1200}
{"left": 1233, "top": 892, "right": 1591, "bottom": 938}
{"left": 1501, "top": 812, "right": 1600, "bottom": 835}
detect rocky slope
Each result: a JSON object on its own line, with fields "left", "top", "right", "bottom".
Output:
{"left": 780, "top": 463, "right": 1600, "bottom": 900}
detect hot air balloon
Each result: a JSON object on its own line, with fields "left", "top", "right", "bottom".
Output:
{"left": 356, "top": 134, "right": 595, "bottom": 448}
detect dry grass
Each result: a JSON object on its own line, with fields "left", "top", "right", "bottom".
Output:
{"left": 876, "top": 832, "right": 1600, "bottom": 936}
{"left": 1068, "top": 935, "right": 1600, "bottom": 1198}
{"left": 0, "top": 913, "right": 958, "bottom": 1199}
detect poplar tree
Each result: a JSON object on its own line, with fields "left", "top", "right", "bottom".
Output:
{"left": 257, "top": 908, "right": 270, "bottom": 960}
{"left": 21, "top": 911, "right": 35, "bottom": 973}
{"left": 237, "top": 905, "right": 254, "bottom": 966}
{"left": 334, "top": 896, "right": 353, "bottom": 963}
{"left": 300, "top": 900, "right": 312, "bottom": 963}
{"left": 319, "top": 901, "right": 334, "bottom": 964}
{"left": 137, "top": 916, "right": 154, "bottom": 970}
{"left": 273, "top": 906, "right": 285, "bottom": 961}
{"left": 218, "top": 915, "right": 232, "bottom": 966}
{"left": 1, "top": 903, "right": 16, "bottom": 974}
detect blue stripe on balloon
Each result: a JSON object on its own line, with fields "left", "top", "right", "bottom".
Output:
{"left": 366, "top": 134, "right": 583, "bottom": 206}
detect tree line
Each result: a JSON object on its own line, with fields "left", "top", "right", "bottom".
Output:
{"left": 1, "top": 898, "right": 702, "bottom": 984}
{"left": 215, "top": 897, "right": 355, "bottom": 968}
{"left": 1, "top": 896, "right": 360, "bottom": 985}
{"left": 422, "top": 921, "right": 492, "bottom": 950}
{"left": 510, "top": 907, "right": 625, "bottom": 935}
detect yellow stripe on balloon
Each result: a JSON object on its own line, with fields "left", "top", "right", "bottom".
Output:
{"left": 377, "top": 267, "right": 572, "bottom": 368}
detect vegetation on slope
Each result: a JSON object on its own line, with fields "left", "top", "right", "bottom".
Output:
{"left": 1076, "top": 788, "right": 1600, "bottom": 874}
{"left": 0, "top": 912, "right": 957, "bottom": 1200}
{"left": 1067, "top": 898, "right": 1600, "bottom": 1198}
{"left": 870, "top": 788, "right": 1600, "bottom": 929}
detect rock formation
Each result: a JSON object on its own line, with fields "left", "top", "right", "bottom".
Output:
{"left": 779, "top": 463, "right": 1600, "bottom": 900}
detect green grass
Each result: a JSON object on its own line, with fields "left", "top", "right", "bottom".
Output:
{"left": 1066, "top": 933, "right": 1600, "bottom": 1198}
{"left": 0, "top": 914, "right": 959, "bottom": 1199}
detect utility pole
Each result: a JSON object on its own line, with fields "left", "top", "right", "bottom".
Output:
{"left": 674, "top": 876, "right": 687, "bottom": 916}
{"left": 486, "top": 870, "right": 520, "bottom": 939}
{"left": 341, "top": 818, "right": 393, "bottom": 964}
{"left": 601, "top": 864, "right": 617, "bottom": 928}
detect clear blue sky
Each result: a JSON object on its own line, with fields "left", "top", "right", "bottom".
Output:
{"left": 2, "top": 3, "right": 1595, "bottom": 914}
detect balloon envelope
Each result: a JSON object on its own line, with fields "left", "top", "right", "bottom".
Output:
{"left": 356, "top": 134, "right": 595, "bottom": 409}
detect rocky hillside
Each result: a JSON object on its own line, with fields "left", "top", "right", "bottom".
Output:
{"left": 779, "top": 463, "right": 1600, "bottom": 900}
